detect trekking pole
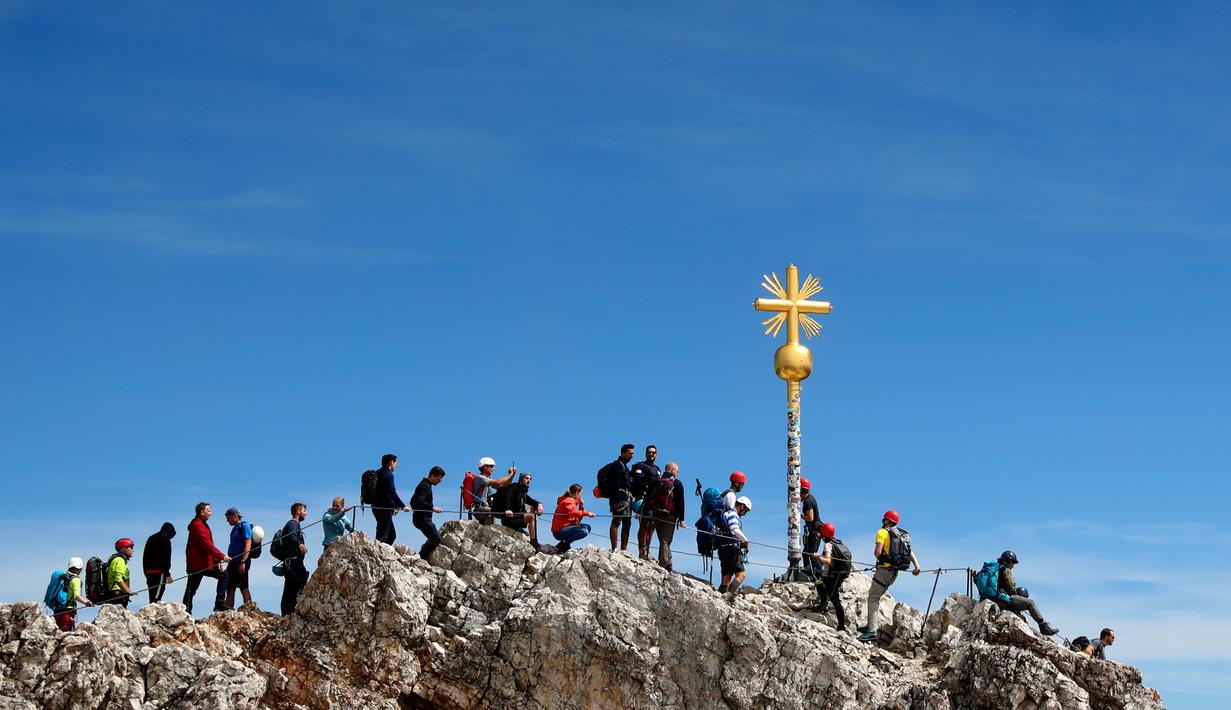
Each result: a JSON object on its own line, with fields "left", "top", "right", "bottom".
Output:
{"left": 923, "top": 569, "right": 942, "bottom": 623}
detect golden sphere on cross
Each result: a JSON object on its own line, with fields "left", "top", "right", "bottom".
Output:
{"left": 774, "top": 342, "right": 813, "bottom": 381}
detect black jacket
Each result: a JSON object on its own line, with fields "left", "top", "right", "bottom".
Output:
{"left": 411, "top": 478, "right": 434, "bottom": 519}
{"left": 630, "top": 461, "right": 660, "bottom": 501}
{"left": 376, "top": 466, "right": 406, "bottom": 509}
{"left": 493, "top": 484, "right": 541, "bottom": 522}
{"left": 142, "top": 522, "right": 176, "bottom": 575}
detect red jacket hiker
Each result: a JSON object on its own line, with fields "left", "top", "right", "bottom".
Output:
{"left": 552, "top": 494, "right": 588, "bottom": 534}
{"left": 185, "top": 517, "right": 225, "bottom": 572}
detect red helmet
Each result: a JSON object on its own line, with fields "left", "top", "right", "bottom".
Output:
{"left": 730, "top": 470, "right": 747, "bottom": 484}
{"left": 820, "top": 522, "right": 836, "bottom": 539}
{"left": 883, "top": 510, "right": 900, "bottom": 525}
{"left": 800, "top": 477, "right": 811, "bottom": 491}
{"left": 115, "top": 538, "right": 135, "bottom": 551}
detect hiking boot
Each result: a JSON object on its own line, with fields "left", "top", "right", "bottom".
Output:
{"left": 1039, "top": 622, "right": 1059, "bottom": 636}
{"left": 555, "top": 541, "right": 570, "bottom": 553}
{"left": 858, "top": 630, "right": 878, "bottom": 642}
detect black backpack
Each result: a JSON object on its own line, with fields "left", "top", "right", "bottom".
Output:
{"left": 84, "top": 556, "right": 108, "bottom": 603}
{"left": 270, "top": 525, "right": 292, "bottom": 561}
{"left": 884, "top": 526, "right": 913, "bottom": 571}
{"left": 1070, "top": 636, "right": 1092, "bottom": 653}
{"left": 828, "top": 538, "right": 852, "bottom": 575}
{"left": 595, "top": 464, "right": 612, "bottom": 499}
{"left": 360, "top": 469, "right": 380, "bottom": 506}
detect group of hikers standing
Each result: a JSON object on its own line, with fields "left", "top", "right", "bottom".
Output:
{"left": 41, "top": 447, "right": 1115, "bottom": 660}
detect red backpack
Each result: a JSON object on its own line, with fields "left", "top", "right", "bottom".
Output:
{"left": 461, "top": 471, "right": 477, "bottom": 510}
{"left": 651, "top": 475, "right": 677, "bottom": 515}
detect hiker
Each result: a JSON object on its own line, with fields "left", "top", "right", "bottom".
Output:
{"left": 721, "top": 470, "right": 747, "bottom": 511}
{"left": 183, "top": 501, "right": 230, "bottom": 615}
{"left": 716, "top": 496, "right": 752, "bottom": 599}
{"left": 494, "top": 471, "right": 544, "bottom": 545}
{"left": 808, "top": 522, "right": 851, "bottom": 631}
{"left": 860, "top": 510, "right": 921, "bottom": 641}
{"left": 469, "top": 456, "right": 516, "bottom": 524}
{"left": 51, "top": 558, "right": 92, "bottom": 631}
{"left": 280, "top": 502, "right": 310, "bottom": 615}
{"left": 800, "top": 478, "right": 821, "bottom": 579}
{"left": 551, "top": 483, "right": 597, "bottom": 552}
{"left": 142, "top": 522, "right": 175, "bottom": 604}
{"left": 410, "top": 466, "right": 446, "bottom": 560}
{"left": 994, "top": 550, "right": 1058, "bottom": 636}
{"left": 104, "top": 538, "right": 135, "bottom": 607}
{"left": 373, "top": 454, "right": 410, "bottom": 545}
{"left": 649, "top": 461, "right": 686, "bottom": 571}
{"left": 223, "top": 508, "right": 253, "bottom": 610}
{"left": 322, "top": 497, "right": 355, "bottom": 547}
{"left": 597, "top": 444, "right": 635, "bottom": 553}
{"left": 1090, "top": 628, "right": 1115, "bottom": 659}
{"left": 630, "top": 445, "right": 661, "bottom": 561}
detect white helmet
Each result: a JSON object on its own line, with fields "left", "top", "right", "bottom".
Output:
{"left": 477, "top": 456, "right": 496, "bottom": 468}
{"left": 68, "top": 557, "right": 83, "bottom": 570}
{"left": 736, "top": 496, "right": 753, "bottom": 512}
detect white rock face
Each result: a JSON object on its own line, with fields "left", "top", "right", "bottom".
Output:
{"left": 0, "top": 523, "right": 1164, "bottom": 709}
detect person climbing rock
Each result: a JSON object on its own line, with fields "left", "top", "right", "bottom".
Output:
{"left": 142, "top": 522, "right": 175, "bottom": 604}
{"left": 280, "top": 502, "right": 310, "bottom": 615}
{"left": 716, "top": 496, "right": 752, "bottom": 601}
{"left": 183, "top": 501, "right": 229, "bottom": 615}
{"left": 631, "top": 444, "right": 661, "bottom": 560}
{"left": 104, "top": 538, "right": 134, "bottom": 608}
{"left": 373, "top": 454, "right": 410, "bottom": 544}
{"left": 1090, "top": 628, "right": 1115, "bottom": 659}
{"left": 860, "top": 509, "right": 921, "bottom": 641}
{"left": 411, "top": 466, "right": 446, "bottom": 560}
{"left": 493, "top": 471, "right": 543, "bottom": 545}
{"left": 223, "top": 507, "right": 253, "bottom": 610}
{"left": 52, "top": 558, "right": 91, "bottom": 631}
{"left": 322, "top": 497, "right": 355, "bottom": 548}
{"left": 800, "top": 478, "right": 821, "bottom": 580}
{"left": 809, "top": 521, "right": 851, "bottom": 631}
{"left": 552, "top": 483, "right": 596, "bottom": 552}
{"left": 597, "top": 444, "right": 635, "bottom": 554}
{"left": 995, "top": 550, "right": 1058, "bottom": 636}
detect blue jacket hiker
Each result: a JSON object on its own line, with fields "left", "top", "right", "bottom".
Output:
{"left": 323, "top": 497, "right": 355, "bottom": 547}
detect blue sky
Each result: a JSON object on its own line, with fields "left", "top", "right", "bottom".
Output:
{"left": 2, "top": 2, "right": 1228, "bottom": 705}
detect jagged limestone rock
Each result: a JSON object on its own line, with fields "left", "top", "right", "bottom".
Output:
{"left": 0, "top": 524, "right": 1164, "bottom": 709}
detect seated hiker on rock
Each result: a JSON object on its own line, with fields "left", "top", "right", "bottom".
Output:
{"left": 322, "top": 497, "right": 355, "bottom": 548}
{"left": 551, "top": 483, "right": 596, "bottom": 552}
{"left": 471, "top": 456, "right": 516, "bottom": 524}
{"left": 808, "top": 521, "right": 851, "bottom": 631}
{"left": 994, "top": 550, "right": 1058, "bottom": 637}
{"left": 716, "top": 496, "right": 752, "bottom": 601}
{"left": 494, "top": 471, "right": 544, "bottom": 546}
{"left": 411, "top": 466, "right": 446, "bottom": 560}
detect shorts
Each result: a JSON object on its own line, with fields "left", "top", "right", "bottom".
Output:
{"left": 226, "top": 558, "right": 250, "bottom": 590}
{"left": 609, "top": 490, "right": 631, "bottom": 517}
{"left": 718, "top": 545, "right": 745, "bottom": 576}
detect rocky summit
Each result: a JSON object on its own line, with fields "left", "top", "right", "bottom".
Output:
{"left": 1, "top": 522, "right": 1164, "bottom": 709}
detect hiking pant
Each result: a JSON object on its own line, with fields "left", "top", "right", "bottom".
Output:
{"left": 802, "top": 527, "right": 821, "bottom": 579}
{"left": 374, "top": 508, "right": 396, "bottom": 544}
{"left": 183, "top": 568, "right": 227, "bottom": 614}
{"left": 997, "top": 594, "right": 1046, "bottom": 625}
{"left": 54, "top": 610, "right": 76, "bottom": 632}
{"left": 102, "top": 593, "right": 130, "bottom": 609}
{"left": 281, "top": 558, "right": 308, "bottom": 616}
{"left": 553, "top": 524, "right": 590, "bottom": 551}
{"left": 814, "top": 574, "right": 847, "bottom": 630}
{"left": 145, "top": 573, "right": 169, "bottom": 603}
{"left": 638, "top": 509, "right": 655, "bottom": 556}
{"left": 866, "top": 567, "right": 898, "bottom": 630}
{"left": 413, "top": 516, "right": 441, "bottom": 560}
{"left": 653, "top": 514, "right": 677, "bottom": 569}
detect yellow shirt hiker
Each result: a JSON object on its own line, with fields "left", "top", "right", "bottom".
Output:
{"left": 105, "top": 538, "right": 136, "bottom": 608}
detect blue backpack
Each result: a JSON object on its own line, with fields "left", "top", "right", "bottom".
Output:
{"left": 44, "top": 570, "right": 70, "bottom": 612}
{"left": 973, "top": 561, "right": 1011, "bottom": 603}
{"left": 699, "top": 487, "right": 723, "bottom": 517}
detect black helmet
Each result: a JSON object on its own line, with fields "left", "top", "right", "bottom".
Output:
{"left": 998, "top": 550, "right": 1018, "bottom": 564}
{"left": 1016, "top": 587, "right": 1030, "bottom": 598}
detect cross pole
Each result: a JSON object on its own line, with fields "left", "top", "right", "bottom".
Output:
{"left": 753, "top": 264, "right": 831, "bottom": 579}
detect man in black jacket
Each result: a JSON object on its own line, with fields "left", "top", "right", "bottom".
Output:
{"left": 280, "top": 502, "right": 309, "bottom": 615}
{"left": 648, "top": 462, "right": 686, "bottom": 571}
{"left": 142, "top": 522, "right": 176, "bottom": 603}
{"left": 598, "top": 444, "right": 635, "bottom": 554}
{"left": 630, "top": 445, "right": 661, "bottom": 561}
{"left": 494, "top": 472, "right": 544, "bottom": 546}
{"left": 374, "top": 453, "right": 410, "bottom": 544}
{"left": 410, "top": 466, "right": 446, "bottom": 560}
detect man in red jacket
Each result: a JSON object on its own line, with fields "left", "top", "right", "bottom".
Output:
{"left": 182, "top": 501, "right": 230, "bottom": 615}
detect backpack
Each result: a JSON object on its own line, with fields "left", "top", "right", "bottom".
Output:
{"left": 270, "top": 525, "right": 292, "bottom": 561}
{"left": 699, "top": 487, "right": 723, "bottom": 517}
{"left": 827, "top": 538, "right": 852, "bottom": 575}
{"left": 460, "top": 471, "right": 476, "bottom": 509}
{"left": 695, "top": 514, "right": 715, "bottom": 558}
{"left": 650, "top": 475, "right": 676, "bottom": 515}
{"left": 44, "top": 570, "right": 70, "bottom": 612}
{"left": 84, "top": 556, "right": 107, "bottom": 604}
{"left": 360, "top": 469, "right": 380, "bottom": 506}
{"left": 595, "top": 464, "right": 612, "bottom": 499}
{"left": 1070, "top": 636, "right": 1091, "bottom": 653}
{"left": 248, "top": 525, "right": 265, "bottom": 560}
{"left": 973, "top": 560, "right": 1011, "bottom": 603}
{"left": 883, "top": 526, "right": 913, "bottom": 571}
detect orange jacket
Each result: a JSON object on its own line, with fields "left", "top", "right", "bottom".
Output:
{"left": 552, "top": 495, "right": 587, "bottom": 534}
